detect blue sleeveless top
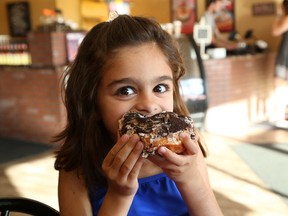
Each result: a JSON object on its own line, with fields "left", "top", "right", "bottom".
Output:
{"left": 89, "top": 173, "right": 189, "bottom": 216}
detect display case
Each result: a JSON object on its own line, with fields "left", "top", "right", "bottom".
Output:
{"left": 176, "top": 35, "right": 208, "bottom": 130}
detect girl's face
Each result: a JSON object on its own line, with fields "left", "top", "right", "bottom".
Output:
{"left": 97, "top": 43, "right": 174, "bottom": 138}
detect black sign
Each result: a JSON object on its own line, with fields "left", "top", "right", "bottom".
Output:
{"left": 7, "top": 2, "right": 31, "bottom": 37}
{"left": 252, "top": 3, "right": 276, "bottom": 16}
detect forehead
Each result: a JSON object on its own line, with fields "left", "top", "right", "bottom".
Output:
{"left": 110, "top": 43, "right": 166, "bottom": 62}
{"left": 102, "top": 43, "right": 172, "bottom": 80}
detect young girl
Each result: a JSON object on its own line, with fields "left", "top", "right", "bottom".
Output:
{"left": 54, "top": 14, "right": 223, "bottom": 216}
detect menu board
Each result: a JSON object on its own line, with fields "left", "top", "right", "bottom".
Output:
{"left": 7, "top": 2, "right": 31, "bottom": 37}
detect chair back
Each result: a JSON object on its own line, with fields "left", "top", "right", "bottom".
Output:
{"left": 0, "top": 197, "right": 59, "bottom": 216}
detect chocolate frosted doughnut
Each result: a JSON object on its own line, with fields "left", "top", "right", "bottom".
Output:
{"left": 118, "top": 111, "right": 196, "bottom": 158}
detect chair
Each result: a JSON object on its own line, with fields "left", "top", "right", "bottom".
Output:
{"left": 0, "top": 197, "right": 59, "bottom": 216}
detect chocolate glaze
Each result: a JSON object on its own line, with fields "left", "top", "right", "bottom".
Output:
{"left": 119, "top": 111, "right": 195, "bottom": 139}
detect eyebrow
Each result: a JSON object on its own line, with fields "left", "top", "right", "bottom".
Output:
{"left": 107, "top": 78, "right": 135, "bottom": 88}
{"left": 157, "top": 75, "right": 173, "bottom": 83}
{"left": 107, "top": 75, "right": 173, "bottom": 87}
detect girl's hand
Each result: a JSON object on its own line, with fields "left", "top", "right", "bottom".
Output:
{"left": 99, "top": 135, "right": 144, "bottom": 216}
{"left": 149, "top": 134, "right": 223, "bottom": 215}
{"left": 102, "top": 134, "right": 144, "bottom": 197}
{"left": 148, "top": 133, "right": 202, "bottom": 185}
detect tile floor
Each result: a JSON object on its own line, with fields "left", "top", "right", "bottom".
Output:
{"left": 0, "top": 122, "right": 288, "bottom": 216}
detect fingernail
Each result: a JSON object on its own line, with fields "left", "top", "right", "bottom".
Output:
{"left": 180, "top": 132, "right": 186, "bottom": 139}
{"left": 158, "top": 146, "right": 167, "bottom": 155}
{"left": 130, "top": 134, "right": 140, "bottom": 142}
{"left": 120, "top": 134, "right": 129, "bottom": 142}
{"left": 136, "top": 141, "right": 143, "bottom": 150}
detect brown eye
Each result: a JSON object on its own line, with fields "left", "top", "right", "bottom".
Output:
{"left": 117, "top": 86, "right": 135, "bottom": 96}
{"left": 153, "top": 84, "right": 169, "bottom": 93}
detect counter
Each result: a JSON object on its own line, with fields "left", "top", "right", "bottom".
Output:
{"left": 203, "top": 52, "right": 277, "bottom": 133}
{"left": 0, "top": 66, "right": 65, "bottom": 144}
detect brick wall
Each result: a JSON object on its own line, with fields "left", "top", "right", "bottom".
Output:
{"left": 0, "top": 66, "right": 66, "bottom": 144}
{"left": 28, "top": 32, "right": 67, "bottom": 67}
{"left": 203, "top": 52, "right": 277, "bottom": 133}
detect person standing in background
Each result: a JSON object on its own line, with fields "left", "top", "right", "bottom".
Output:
{"left": 204, "top": 0, "right": 237, "bottom": 50}
{"left": 272, "top": 0, "right": 288, "bottom": 121}
{"left": 272, "top": 0, "right": 288, "bottom": 80}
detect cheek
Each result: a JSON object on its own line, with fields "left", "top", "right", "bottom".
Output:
{"left": 166, "top": 102, "right": 174, "bottom": 112}
{"left": 166, "top": 92, "right": 174, "bottom": 111}
{"left": 99, "top": 99, "right": 128, "bottom": 137}
{"left": 101, "top": 111, "right": 121, "bottom": 138}
{"left": 97, "top": 95, "right": 120, "bottom": 137}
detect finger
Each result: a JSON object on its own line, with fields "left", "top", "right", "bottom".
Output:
{"left": 156, "top": 146, "right": 180, "bottom": 164}
{"left": 128, "top": 157, "right": 145, "bottom": 182}
{"left": 109, "top": 134, "right": 140, "bottom": 171}
{"left": 180, "top": 132, "right": 199, "bottom": 155}
{"left": 153, "top": 133, "right": 199, "bottom": 166}
{"left": 123, "top": 141, "right": 144, "bottom": 179}
{"left": 102, "top": 134, "right": 130, "bottom": 168}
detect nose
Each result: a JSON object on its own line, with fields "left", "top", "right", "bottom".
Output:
{"left": 133, "top": 92, "right": 160, "bottom": 115}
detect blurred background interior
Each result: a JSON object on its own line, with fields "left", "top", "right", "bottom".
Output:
{"left": 0, "top": 0, "right": 288, "bottom": 215}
